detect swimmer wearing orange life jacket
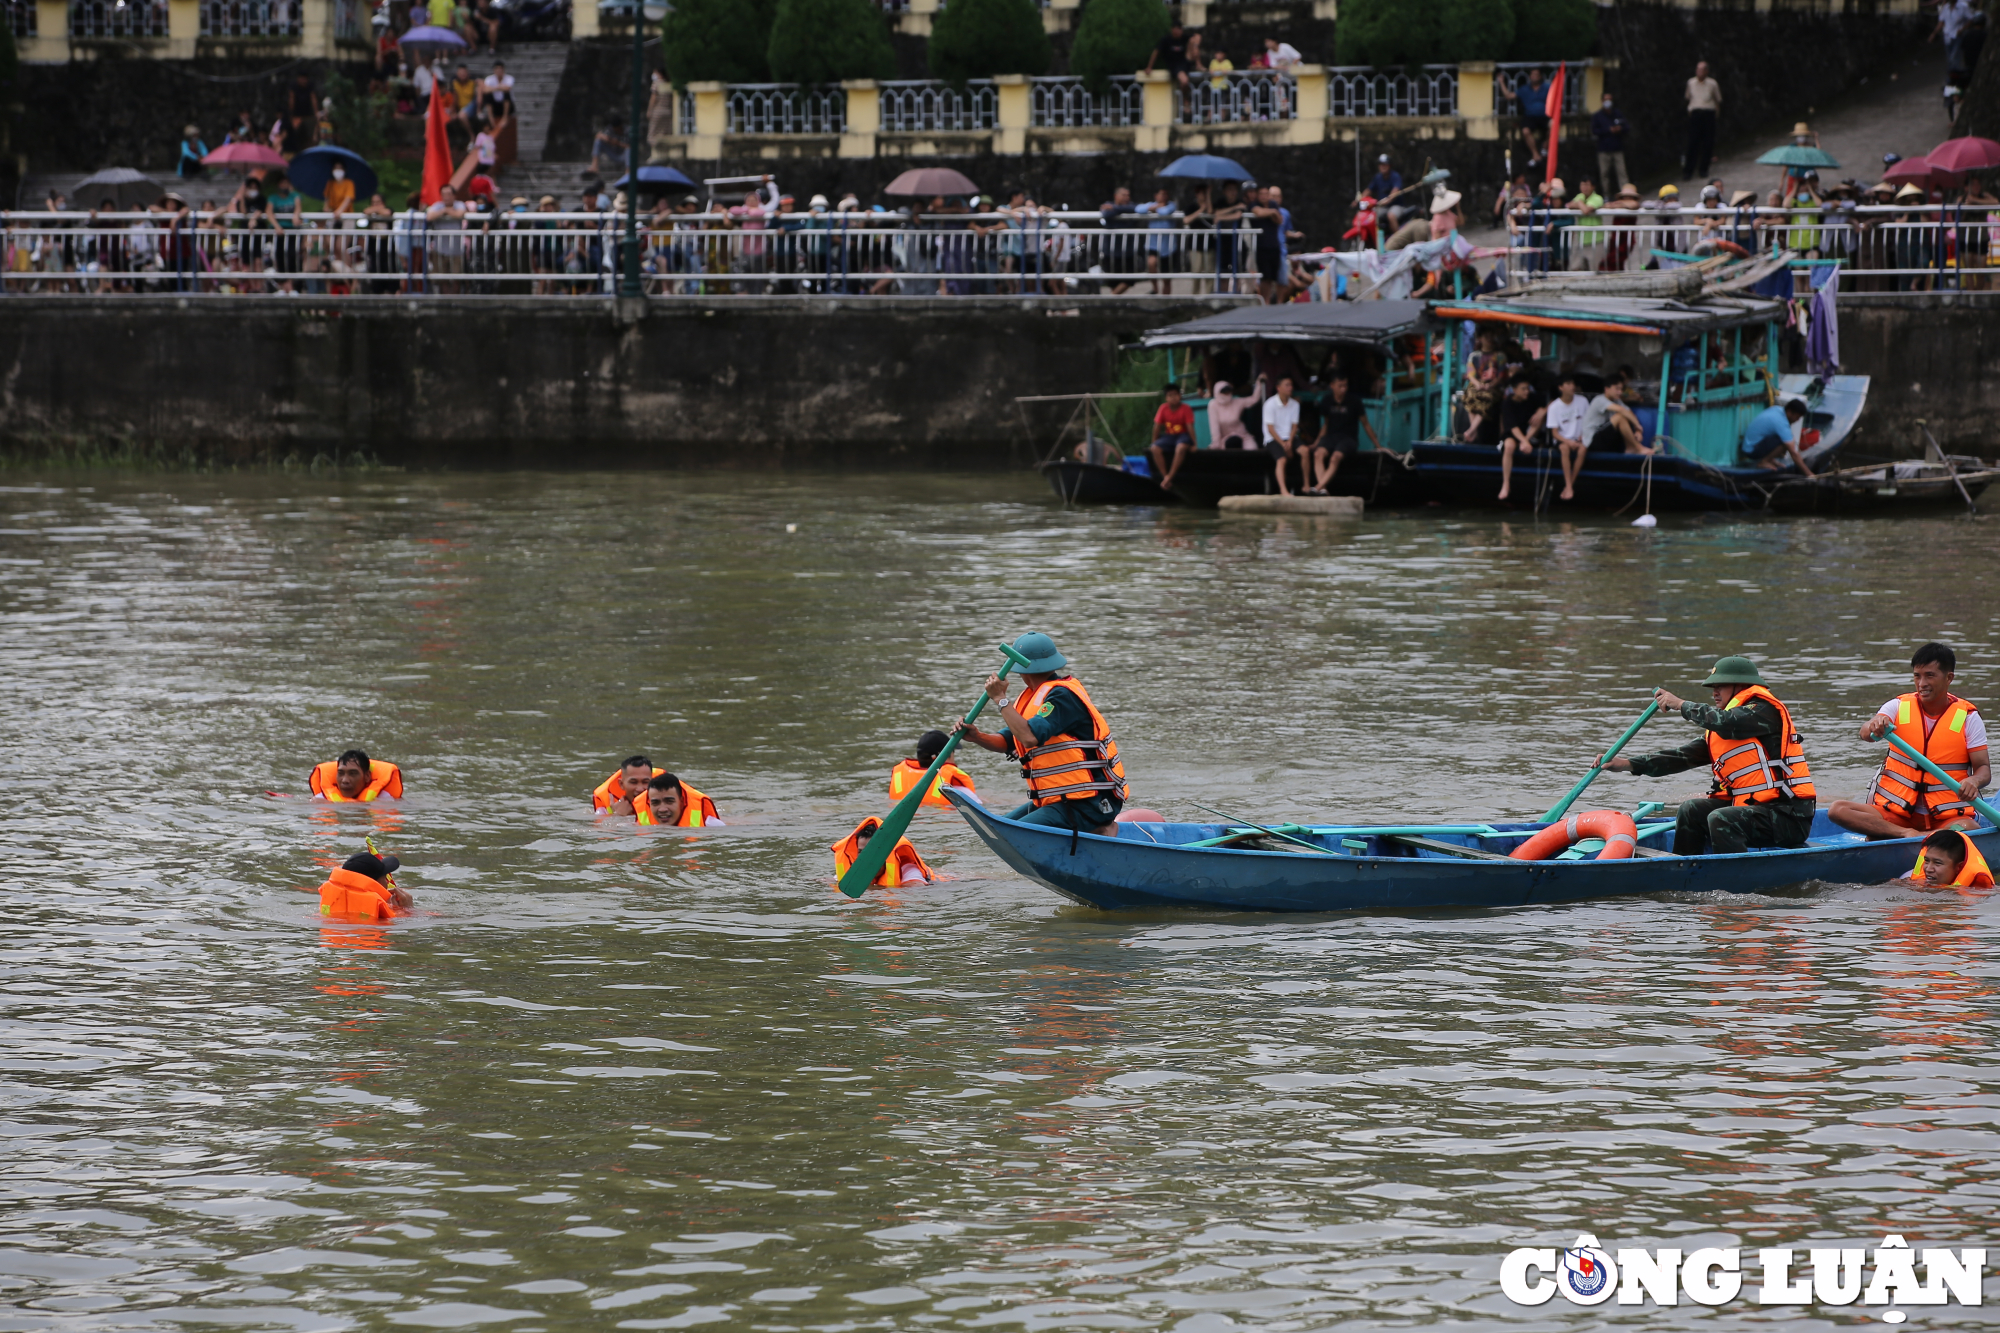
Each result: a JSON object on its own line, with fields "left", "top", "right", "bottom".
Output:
{"left": 317, "top": 851, "right": 413, "bottom": 921}
{"left": 832, "top": 816, "right": 933, "bottom": 888}
{"left": 309, "top": 749, "right": 404, "bottom": 802}
{"left": 594, "top": 753, "right": 665, "bottom": 815}
{"left": 1904, "top": 828, "right": 1995, "bottom": 890}
{"left": 888, "top": 730, "right": 977, "bottom": 808}
{"left": 633, "top": 772, "right": 723, "bottom": 827}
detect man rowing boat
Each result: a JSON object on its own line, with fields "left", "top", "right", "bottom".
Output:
{"left": 1601, "top": 656, "right": 1816, "bottom": 855}
{"left": 1829, "top": 642, "right": 1989, "bottom": 839}
{"left": 954, "top": 632, "right": 1127, "bottom": 836}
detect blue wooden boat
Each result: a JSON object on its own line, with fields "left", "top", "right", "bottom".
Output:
{"left": 942, "top": 789, "right": 1995, "bottom": 912}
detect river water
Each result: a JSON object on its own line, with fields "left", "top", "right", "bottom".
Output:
{"left": 3, "top": 471, "right": 1997, "bottom": 1332}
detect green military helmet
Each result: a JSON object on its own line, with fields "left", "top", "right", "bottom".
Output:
{"left": 1701, "top": 655, "right": 1767, "bottom": 688}
{"left": 1011, "top": 632, "right": 1068, "bottom": 674}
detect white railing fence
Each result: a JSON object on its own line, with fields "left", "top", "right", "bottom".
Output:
{"left": 724, "top": 84, "right": 845, "bottom": 135}
{"left": 1492, "top": 61, "right": 1590, "bottom": 117}
{"left": 5, "top": 0, "right": 36, "bottom": 36}
{"left": 1326, "top": 66, "right": 1457, "bottom": 118}
{"left": 1030, "top": 74, "right": 1142, "bottom": 128}
{"left": 200, "top": 0, "right": 302, "bottom": 35}
{"left": 879, "top": 79, "right": 997, "bottom": 132}
{"left": 0, "top": 212, "right": 1267, "bottom": 297}
{"left": 70, "top": 0, "right": 168, "bottom": 37}
{"left": 1177, "top": 70, "right": 1296, "bottom": 124}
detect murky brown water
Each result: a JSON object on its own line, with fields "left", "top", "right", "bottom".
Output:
{"left": 3, "top": 471, "right": 1997, "bottom": 1331}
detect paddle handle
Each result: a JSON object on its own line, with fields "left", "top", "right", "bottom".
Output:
{"left": 1544, "top": 698, "right": 1663, "bottom": 822}
{"left": 837, "top": 643, "right": 1033, "bottom": 898}
{"left": 1880, "top": 730, "right": 2000, "bottom": 827}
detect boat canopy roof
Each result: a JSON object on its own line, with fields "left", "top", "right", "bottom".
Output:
{"left": 1141, "top": 299, "right": 1432, "bottom": 348}
{"left": 1432, "top": 292, "right": 1785, "bottom": 339}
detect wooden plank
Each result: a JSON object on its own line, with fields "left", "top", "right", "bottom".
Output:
{"left": 1385, "top": 835, "right": 1517, "bottom": 862}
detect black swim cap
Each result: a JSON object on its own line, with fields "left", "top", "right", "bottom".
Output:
{"left": 341, "top": 852, "right": 401, "bottom": 883}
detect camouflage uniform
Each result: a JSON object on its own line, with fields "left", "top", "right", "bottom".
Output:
{"left": 1628, "top": 698, "right": 1817, "bottom": 855}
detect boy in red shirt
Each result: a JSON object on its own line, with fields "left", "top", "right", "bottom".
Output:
{"left": 1148, "top": 384, "right": 1198, "bottom": 491}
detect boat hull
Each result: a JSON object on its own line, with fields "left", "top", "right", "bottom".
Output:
{"left": 944, "top": 791, "right": 1994, "bottom": 913}
{"left": 1038, "top": 460, "right": 1172, "bottom": 505}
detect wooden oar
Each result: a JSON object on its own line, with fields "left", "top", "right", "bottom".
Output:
{"left": 1879, "top": 731, "right": 2000, "bottom": 827}
{"left": 1544, "top": 699, "right": 1662, "bottom": 821}
{"left": 838, "top": 643, "right": 1033, "bottom": 899}
{"left": 1189, "top": 802, "right": 1333, "bottom": 855}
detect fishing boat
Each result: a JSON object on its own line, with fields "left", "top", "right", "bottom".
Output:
{"left": 943, "top": 789, "right": 1993, "bottom": 913}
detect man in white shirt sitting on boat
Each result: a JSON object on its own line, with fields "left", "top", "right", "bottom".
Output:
{"left": 1545, "top": 371, "right": 1593, "bottom": 501}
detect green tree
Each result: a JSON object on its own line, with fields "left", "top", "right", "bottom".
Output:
{"left": 1507, "top": 0, "right": 1596, "bottom": 61}
{"left": 1440, "top": 0, "right": 1514, "bottom": 62}
{"left": 664, "top": 0, "right": 778, "bottom": 88}
{"left": 1335, "top": 0, "right": 1441, "bottom": 67}
{"left": 1069, "top": 0, "right": 1169, "bottom": 93}
{"left": 929, "top": 0, "right": 1050, "bottom": 86}
{"left": 768, "top": 0, "right": 896, "bottom": 85}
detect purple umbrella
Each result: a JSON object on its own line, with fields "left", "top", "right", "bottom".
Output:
{"left": 398, "top": 23, "right": 467, "bottom": 46}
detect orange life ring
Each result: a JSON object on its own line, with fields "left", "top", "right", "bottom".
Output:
{"left": 1509, "top": 809, "right": 1640, "bottom": 862}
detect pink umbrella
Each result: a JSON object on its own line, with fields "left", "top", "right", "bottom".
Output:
{"left": 203, "top": 142, "right": 289, "bottom": 170}
{"left": 1880, "top": 154, "right": 1962, "bottom": 190}
{"left": 1926, "top": 136, "right": 2000, "bottom": 174}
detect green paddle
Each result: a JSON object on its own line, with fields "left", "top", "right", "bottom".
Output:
{"left": 1544, "top": 698, "right": 1663, "bottom": 821}
{"left": 838, "top": 642, "right": 1035, "bottom": 899}
{"left": 1879, "top": 730, "right": 2000, "bottom": 827}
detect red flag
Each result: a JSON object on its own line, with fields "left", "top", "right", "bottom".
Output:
{"left": 421, "top": 76, "right": 452, "bottom": 206}
{"left": 1544, "top": 65, "right": 1567, "bottom": 185}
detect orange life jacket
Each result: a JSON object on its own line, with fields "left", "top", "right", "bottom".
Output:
{"left": 1014, "top": 676, "right": 1128, "bottom": 808}
{"left": 633, "top": 782, "right": 719, "bottom": 827}
{"left": 831, "top": 820, "right": 933, "bottom": 887}
{"left": 594, "top": 766, "right": 664, "bottom": 811}
{"left": 317, "top": 866, "right": 401, "bottom": 920}
{"left": 1706, "top": 685, "right": 1815, "bottom": 806}
{"left": 309, "top": 759, "right": 404, "bottom": 802}
{"left": 1870, "top": 692, "right": 1981, "bottom": 827}
{"left": 1908, "top": 830, "right": 1996, "bottom": 889}
{"left": 888, "top": 758, "right": 976, "bottom": 808}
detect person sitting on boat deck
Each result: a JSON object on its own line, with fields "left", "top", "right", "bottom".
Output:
{"left": 1741, "top": 399, "right": 1816, "bottom": 476}
{"left": 1495, "top": 376, "right": 1546, "bottom": 502}
{"left": 317, "top": 851, "right": 413, "bottom": 920}
{"left": 1263, "top": 376, "right": 1310, "bottom": 497}
{"left": 1829, "top": 642, "right": 1989, "bottom": 839}
{"left": 889, "top": 730, "right": 978, "bottom": 808}
{"left": 1308, "top": 372, "right": 1380, "bottom": 491}
{"left": 1903, "top": 828, "right": 1995, "bottom": 890}
{"left": 634, "top": 772, "right": 723, "bottom": 827}
{"left": 1149, "top": 384, "right": 1198, "bottom": 492}
{"left": 1206, "top": 376, "right": 1267, "bottom": 450}
{"left": 1546, "top": 371, "right": 1593, "bottom": 501}
{"left": 1579, "top": 371, "right": 1650, "bottom": 457}
{"left": 1601, "top": 656, "right": 1817, "bottom": 855}
{"left": 954, "top": 632, "right": 1127, "bottom": 837}
{"left": 833, "top": 816, "right": 934, "bottom": 888}
{"left": 594, "top": 753, "right": 664, "bottom": 815}
{"left": 310, "top": 750, "right": 404, "bottom": 803}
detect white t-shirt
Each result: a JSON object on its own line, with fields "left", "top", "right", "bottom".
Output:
{"left": 1268, "top": 42, "right": 1302, "bottom": 70}
{"left": 1940, "top": 0, "right": 1975, "bottom": 41}
{"left": 483, "top": 72, "right": 516, "bottom": 96}
{"left": 1263, "top": 394, "right": 1301, "bottom": 444}
{"left": 1545, "top": 393, "right": 1591, "bottom": 443}
{"left": 1877, "top": 697, "right": 1988, "bottom": 749}
{"left": 1579, "top": 393, "right": 1623, "bottom": 440}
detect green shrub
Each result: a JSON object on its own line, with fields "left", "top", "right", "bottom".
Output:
{"left": 1070, "top": 0, "right": 1169, "bottom": 93}
{"left": 768, "top": 0, "right": 896, "bottom": 84}
{"left": 1508, "top": 0, "right": 1596, "bottom": 61}
{"left": 1335, "top": 0, "right": 1441, "bottom": 67}
{"left": 1440, "top": 0, "right": 1514, "bottom": 61}
{"left": 929, "top": 0, "right": 1050, "bottom": 86}
{"left": 664, "top": 0, "right": 778, "bottom": 87}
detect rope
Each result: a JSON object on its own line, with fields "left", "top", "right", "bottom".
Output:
{"left": 1611, "top": 446, "right": 1656, "bottom": 518}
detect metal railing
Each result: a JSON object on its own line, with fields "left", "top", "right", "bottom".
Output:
{"left": 0, "top": 211, "right": 1266, "bottom": 298}
{"left": 879, "top": 79, "right": 996, "bottom": 133}
{"left": 333, "top": 0, "right": 361, "bottom": 42}
{"left": 1498, "top": 204, "right": 1989, "bottom": 288}
{"left": 200, "top": 0, "right": 300, "bottom": 35}
{"left": 5, "top": 0, "right": 35, "bottom": 37}
{"left": 70, "top": 0, "right": 169, "bottom": 37}
{"left": 1492, "top": 61, "right": 1590, "bottom": 117}
{"left": 1031, "top": 75, "right": 1141, "bottom": 128}
{"left": 1326, "top": 65, "right": 1457, "bottom": 118}
{"left": 1176, "top": 70, "right": 1296, "bottom": 123}
{"left": 724, "top": 84, "right": 845, "bottom": 135}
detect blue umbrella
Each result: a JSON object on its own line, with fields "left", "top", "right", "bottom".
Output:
{"left": 1158, "top": 154, "right": 1255, "bottom": 182}
{"left": 287, "top": 145, "right": 379, "bottom": 201}
{"left": 611, "top": 165, "right": 697, "bottom": 191}
{"left": 397, "top": 23, "right": 467, "bottom": 46}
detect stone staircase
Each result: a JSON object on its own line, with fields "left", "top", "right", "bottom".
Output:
{"left": 500, "top": 40, "right": 567, "bottom": 162}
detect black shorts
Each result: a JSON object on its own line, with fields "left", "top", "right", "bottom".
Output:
{"left": 1256, "top": 248, "right": 1281, "bottom": 282}
{"left": 1323, "top": 434, "right": 1357, "bottom": 456}
{"left": 1522, "top": 115, "right": 1550, "bottom": 135}
{"left": 1590, "top": 424, "right": 1626, "bottom": 452}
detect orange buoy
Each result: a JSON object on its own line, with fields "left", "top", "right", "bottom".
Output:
{"left": 1509, "top": 809, "right": 1640, "bottom": 862}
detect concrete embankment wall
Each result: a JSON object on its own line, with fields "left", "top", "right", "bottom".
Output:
{"left": 0, "top": 293, "right": 1986, "bottom": 465}
{"left": 0, "top": 296, "right": 1236, "bottom": 467}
